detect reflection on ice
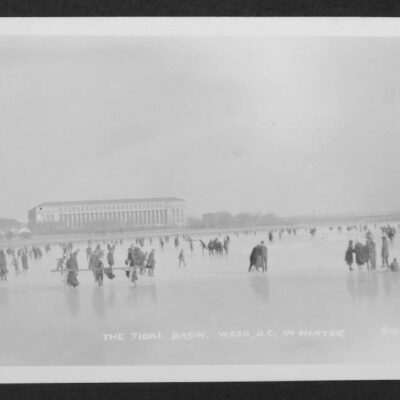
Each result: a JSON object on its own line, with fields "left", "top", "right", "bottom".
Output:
{"left": 91, "top": 288, "right": 105, "bottom": 318}
{"left": 346, "top": 269, "right": 400, "bottom": 303}
{"left": 1, "top": 225, "right": 400, "bottom": 365}
{"left": 64, "top": 289, "right": 80, "bottom": 317}
{"left": 249, "top": 275, "right": 270, "bottom": 305}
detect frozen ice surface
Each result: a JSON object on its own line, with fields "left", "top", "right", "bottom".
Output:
{"left": 1, "top": 225, "right": 400, "bottom": 366}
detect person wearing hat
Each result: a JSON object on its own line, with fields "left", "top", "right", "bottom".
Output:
{"left": 260, "top": 241, "right": 268, "bottom": 272}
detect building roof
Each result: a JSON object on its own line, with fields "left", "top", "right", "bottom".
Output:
{"left": 35, "top": 197, "right": 185, "bottom": 208}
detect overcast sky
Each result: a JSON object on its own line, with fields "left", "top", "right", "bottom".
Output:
{"left": 0, "top": 35, "right": 399, "bottom": 221}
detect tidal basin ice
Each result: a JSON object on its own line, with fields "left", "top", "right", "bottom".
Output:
{"left": 1, "top": 225, "right": 400, "bottom": 366}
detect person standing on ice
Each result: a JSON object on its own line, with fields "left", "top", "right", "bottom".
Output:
{"left": 66, "top": 250, "right": 79, "bottom": 288}
{"left": 345, "top": 240, "right": 354, "bottom": 271}
{"left": 248, "top": 244, "right": 262, "bottom": 272}
{"left": 354, "top": 240, "right": 366, "bottom": 270}
{"left": 125, "top": 247, "right": 138, "bottom": 286}
{"left": 147, "top": 249, "right": 156, "bottom": 276}
{"left": 104, "top": 244, "right": 116, "bottom": 279}
{"left": 390, "top": 258, "right": 399, "bottom": 272}
{"left": 365, "top": 235, "right": 377, "bottom": 270}
{"left": 260, "top": 241, "right": 268, "bottom": 272}
{"left": 0, "top": 249, "right": 8, "bottom": 280}
{"left": 86, "top": 244, "right": 92, "bottom": 261}
{"left": 178, "top": 249, "right": 186, "bottom": 267}
{"left": 93, "top": 251, "right": 105, "bottom": 288}
{"left": 381, "top": 236, "right": 389, "bottom": 268}
{"left": 21, "top": 250, "right": 29, "bottom": 271}
{"left": 11, "top": 254, "right": 21, "bottom": 275}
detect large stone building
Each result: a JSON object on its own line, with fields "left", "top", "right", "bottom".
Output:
{"left": 28, "top": 197, "right": 187, "bottom": 231}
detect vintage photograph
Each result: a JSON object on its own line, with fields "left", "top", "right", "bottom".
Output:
{"left": 1, "top": 19, "right": 400, "bottom": 381}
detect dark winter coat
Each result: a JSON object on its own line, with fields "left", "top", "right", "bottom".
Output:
{"left": 345, "top": 247, "right": 354, "bottom": 265}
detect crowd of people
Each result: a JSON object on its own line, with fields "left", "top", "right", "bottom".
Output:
{"left": 0, "top": 222, "right": 399, "bottom": 285}
{"left": 54, "top": 240, "right": 158, "bottom": 289}
{"left": 199, "top": 236, "right": 230, "bottom": 255}
{"left": 344, "top": 225, "right": 398, "bottom": 272}
{"left": 0, "top": 246, "right": 36, "bottom": 280}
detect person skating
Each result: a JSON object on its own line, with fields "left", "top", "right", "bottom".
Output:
{"left": 178, "top": 249, "right": 186, "bottom": 267}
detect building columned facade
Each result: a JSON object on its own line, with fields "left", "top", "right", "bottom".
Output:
{"left": 28, "top": 197, "right": 187, "bottom": 231}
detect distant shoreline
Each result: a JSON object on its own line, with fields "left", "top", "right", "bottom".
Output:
{"left": 1, "top": 214, "right": 399, "bottom": 247}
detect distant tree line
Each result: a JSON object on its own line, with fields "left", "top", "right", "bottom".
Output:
{"left": 0, "top": 218, "right": 22, "bottom": 231}
{"left": 187, "top": 212, "right": 282, "bottom": 229}
{"left": 29, "top": 220, "right": 145, "bottom": 235}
